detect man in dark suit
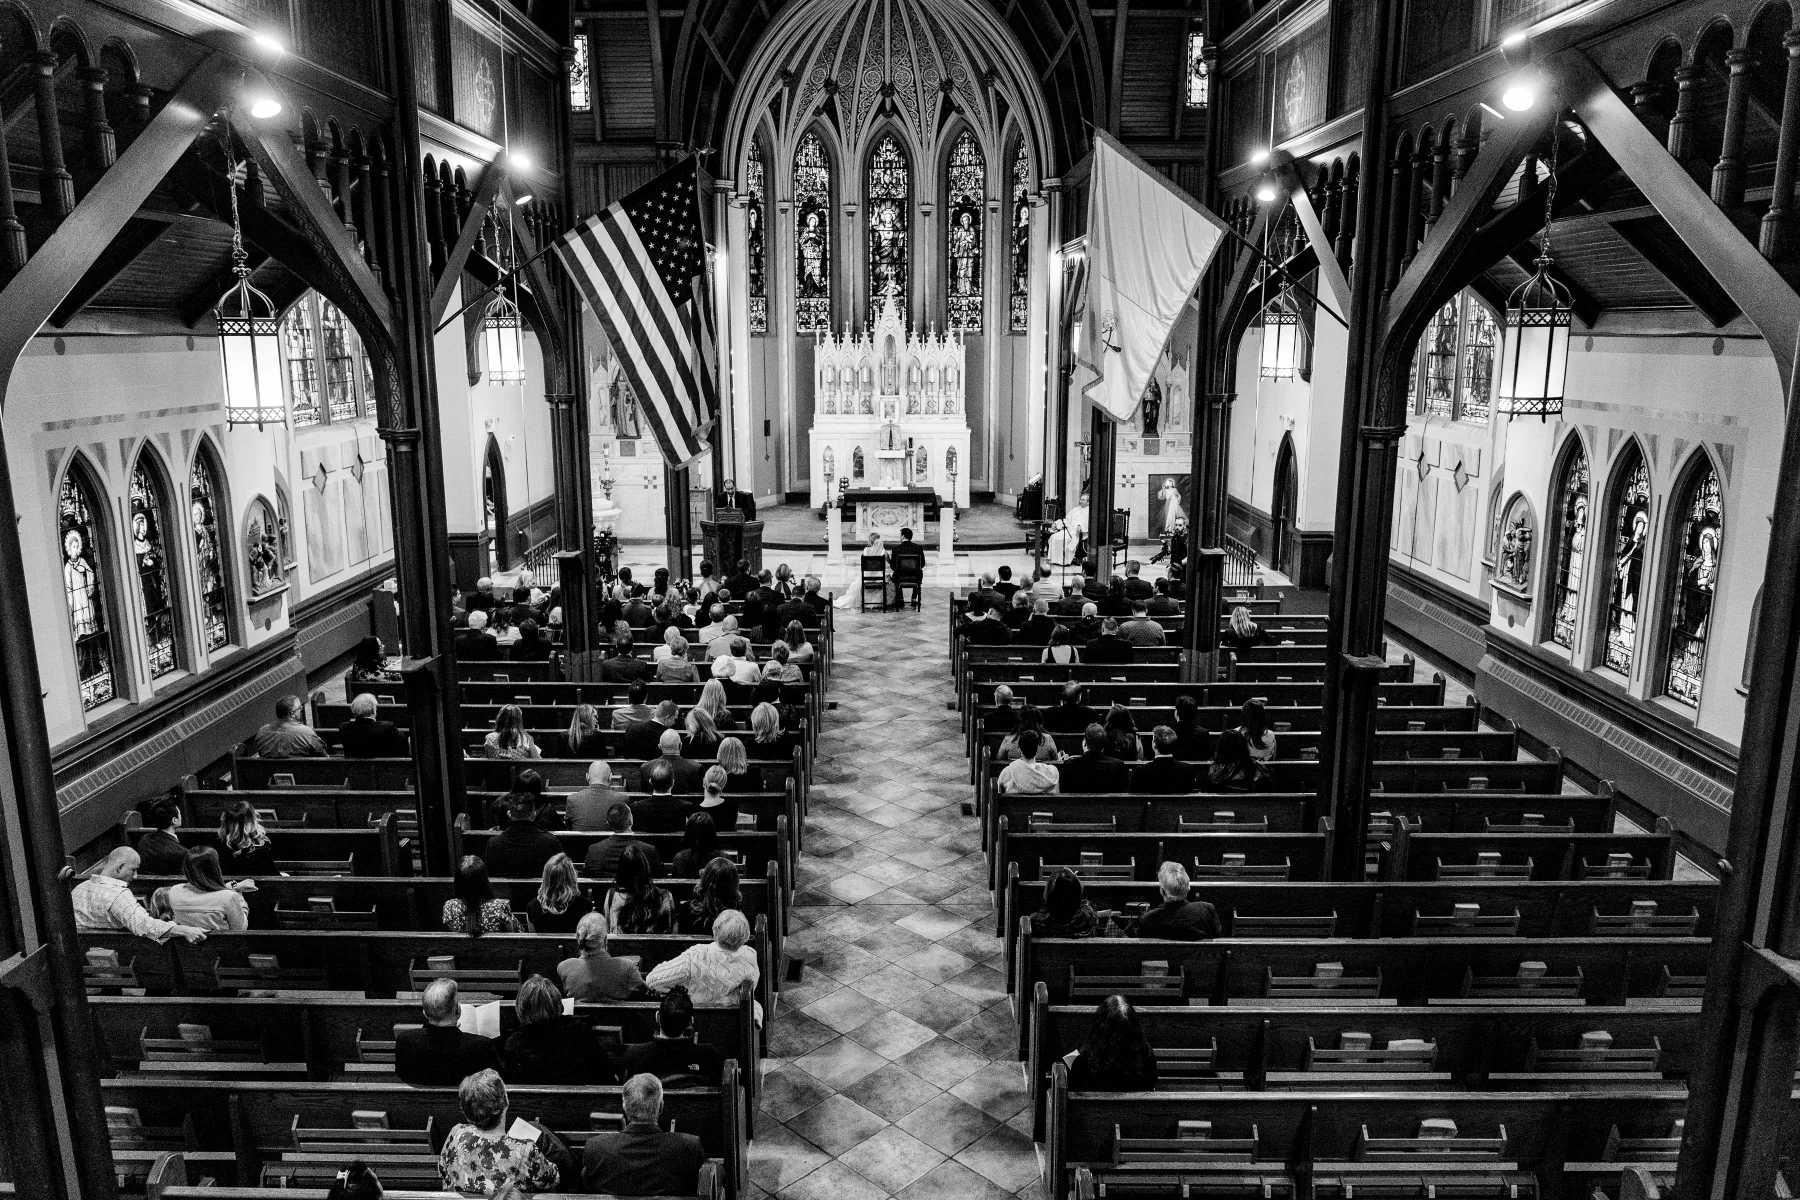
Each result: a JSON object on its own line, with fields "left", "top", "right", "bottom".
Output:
{"left": 724, "top": 559, "right": 761, "bottom": 600}
{"left": 1057, "top": 725, "right": 1127, "bottom": 793}
{"left": 481, "top": 791, "right": 563, "bottom": 879}
{"left": 622, "top": 700, "right": 681, "bottom": 760}
{"left": 582, "top": 1073, "right": 704, "bottom": 1196}
{"left": 1134, "top": 861, "right": 1221, "bottom": 941}
{"left": 583, "top": 802, "right": 663, "bottom": 877}
{"left": 599, "top": 639, "right": 652, "bottom": 683}
{"left": 1121, "top": 560, "right": 1156, "bottom": 601}
{"left": 968, "top": 572, "right": 1004, "bottom": 614}
{"left": 617, "top": 988, "right": 724, "bottom": 1086}
{"left": 1134, "top": 726, "right": 1199, "bottom": 794}
{"left": 1146, "top": 577, "right": 1183, "bottom": 616}
{"left": 1001, "top": 592, "right": 1031, "bottom": 630}
{"left": 889, "top": 528, "right": 928, "bottom": 588}
{"left": 1045, "top": 683, "right": 1100, "bottom": 734}
{"left": 632, "top": 759, "right": 696, "bottom": 831}
{"left": 1085, "top": 619, "right": 1135, "bottom": 665}
{"left": 993, "top": 565, "right": 1021, "bottom": 602}
{"left": 775, "top": 590, "right": 817, "bottom": 629}
{"left": 452, "top": 610, "right": 501, "bottom": 660}
{"left": 1069, "top": 603, "right": 1105, "bottom": 646}
{"left": 394, "top": 979, "right": 500, "bottom": 1086}
{"left": 650, "top": 730, "right": 707, "bottom": 794}
{"left": 959, "top": 601, "right": 1011, "bottom": 645}
{"left": 1015, "top": 599, "right": 1058, "bottom": 645}
{"left": 986, "top": 686, "right": 1020, "bottom": 737}
{"left": 339, "top": 693, "right": 409, "bottom": 758}
{"left": 716, "top": 478, "right": 756, "bottom": 521}
{"left": 802, "top": 576, "right": 831, "bottom": 614}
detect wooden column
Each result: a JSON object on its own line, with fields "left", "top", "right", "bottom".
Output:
{"left": 78, "top": 66, "right": 116, "bottom": 174}
{"left": 32, "top": 52, "right": 75, "bottom": 216}
{"left": 1086, "top": 409, "right": 1117, "bottom": 585}
{"left": 1712, "top": 48, "right": 1755, "bottom": 206}
{"left": 380, "top": 0, "right": 469, "bottom": 875}
{"left": 1666, "top": 63, "right": 1703, "bottom": 160}
{"left": 1762, "top": 28, "right": 1800, "bottom": 259}
{"left": 0, "top": 102, "right": 25, "bottom": 273}
{"left": 1629, "top": 80, "right": 1673, "bottom": 144}
{"left": 666, "top": 464, "right": 693, "bottom": 582}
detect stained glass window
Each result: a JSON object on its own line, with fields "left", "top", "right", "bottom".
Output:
{"left": 1010, "top": 141, "right": 1030, "bottom": 334}
{"left": 1663, "top": 463, "right": 1723, "bottom": 706}
{"left": 1186, "top": 31, "right": 1209, "bottom": 107}
{"left": 1550, "top": 447, "right": 1588, "bottom": 649}
{"left": 60, "top": 468, "right": 115, "bottom": 710}
{"left": 946, "top": 131, "right": 984, "bottom": 332}
{"left": 1601, "top": 451, "right": 1652, "bottom": 676}
{"left": 867, "top": 134, "right": 909, "bottom": 310}
{"left": 569, "top": 23, "right": 591, "bottom": 112}
{"left": 321, "top": 300, "right": 358, "bottom": 422}
{"left": 794, "top": 132, "right": 832, "bottom": 332}
{"left": 1458, "top": 300, "right": 1496, "bottom": 423}
{"left": 274, "top": 486, "right": 294, "bottom": 567}
{"left": 190, "top": 454, "right": 231, "bottom": 652}
{"left": 282, "top": 302, "right": 321, "bottom": 427}
{"left": 747, "top": 142, "right": 768, "bottom": 335}
{"left": 1420, "top": 300, "right": 1459, "bottom": 417}
{"left": 130, "top": 462, "right": 178, "bottom": 680}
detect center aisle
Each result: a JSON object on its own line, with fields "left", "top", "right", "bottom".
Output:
{"left": 750, "top": 587, "right": 1043, "bottom": 1200}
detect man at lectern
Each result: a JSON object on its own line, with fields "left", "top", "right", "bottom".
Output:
{"left": 716, "top": 478, "right": 756, "bottom": 521}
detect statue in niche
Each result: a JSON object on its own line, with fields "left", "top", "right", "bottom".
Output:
{"left": 1500, "top": 514, "right": 1535, "bottom": 589}
{"left": 823, "top": 446, "right": 835, "bottom": 489}
{"left": 1141, "top": 379, "right": 1162, "bottom": 440}
{"left": 879, "top": 422, "right": 903, "bottom": 452}
{"left": 853, "top": 446, "right": 866, "bottom": 480}
{"left": 882, "top": 336, "right": 898, "bottom": 394}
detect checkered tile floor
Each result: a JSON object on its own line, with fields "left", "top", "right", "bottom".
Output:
{"left": 753, "top": 588, "right": 1042, "bottom": 1200}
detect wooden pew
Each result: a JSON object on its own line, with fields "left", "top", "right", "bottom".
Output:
{"left": 146, "top": 1150, "right": 724, "bottom": 1199}
{"left": 119, "top": 819, "right": 404, "bottom": 877}
{"left": 100, "top": 1074, "right": 746, "bottom": 1200}
{"left": 1392, "top": 823, "right": 1678, "bottom": 883}
{"left": 992, "top": 823, "right": 1337, "bottom": 897}
{"left": 962, "top": 677, "right": 1447, "bottom": 718}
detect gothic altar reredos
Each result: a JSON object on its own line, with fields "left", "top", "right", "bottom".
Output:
{"left": 807, "top": 291, "right": 972, "bottom": 509}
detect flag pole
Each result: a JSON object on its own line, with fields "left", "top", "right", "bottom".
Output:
{"left": 433, "top": 235, "right": 568, "bottom": 333}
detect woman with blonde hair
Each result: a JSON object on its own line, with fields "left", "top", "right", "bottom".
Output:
{"left": 217, "top": 800, "right": 277, "bottom": 876}
{"left": 482, "top": 704, "right": 540, "bottom": 759}
{"left": 525, "top": 853, "right": 592, "bottom": 934}
{"left": 693, "top": 678, "right": 736, "bottom": 730}
{"left": 645, "top": 908, "right": 763, "bottom": 1024}
{"left": 1220, "top": 605, "right": 1274, "bottom": 654}
{"left": 716, "top": 736, "right": 755, "bottom": 793}
{"left": 564, "top": 703, "right": 605, "bottom": 758}
{"left": 750, "top": 702, "right": 795, "bottom": 758}
{"left": 783, "top": 620, "right": 816, "bottom": 665}
{"left": 698, "top": 764, "right": 737, "bottom": 831}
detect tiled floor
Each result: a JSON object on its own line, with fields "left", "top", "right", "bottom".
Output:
{"left": 751, "top": 588, "right": 1044, "bottom": 1200}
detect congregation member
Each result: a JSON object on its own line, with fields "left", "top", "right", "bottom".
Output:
{"left": 133, "top": 793, "right": 188, "bottom": 875}
{"left": 998, "top": 705, "right": 1060, "bottom": 762}
{"left": 724, "top": 558, "right": 761, "bottom": 600}
{"left": 1070, "top": 602, "right": 1105, "bottom": 645}
{"left": 1058, "top": 725, "right": 1127, "bottom": 792}
{"left": 443, "top": 855, "right": 519, "bottom": 933}
{"left": 567, "top": 762, "right": 628, "bottom": 832}
{"left": 1239, "top": 697, "right": 1278, "bottom": 762}
{"left": 1016, "top": 598, "right": 1058, "bottom": 644}
{"left": 604, "top": 843, "right": 676, "bottom": 933}
{"left": 648, "top": 732, "right": 706, "bottom": 798}
{"left": 218, "top": 800, "right": 279, "bottom": 876}
{"left": 1101, "top": 704, "right": 1144, "bottom": 762}
{"left": 969, "top": 571, "right": 1004, "bottom": 611}
{"left": 564, "top": 704, "right": 607, "bottom": 758}
{"left": 524, "top": 853, "right": 593, "bottom": 934}
{"left": 1145, "top": 578, "right": 1182, "bottom": 616}
{"left": 482, "top": 792, "right": 561, "bottom": 880}
{"left": 394, "top": 978, "right": 500, "bottom": 1086}
{"left": 1031, "top": 866, "right": 1099, "bottom": 938}
{"left": 1220, "top": 605, "right": 1275, "bottom": 654}
{"left": 599, "top": 637, "right": 651, "bottom": 683}
{"left": 1030, "top": 565, "right": 1062, "bottom": 600}
{"left": 749, "top": 702, "right": 796, "bottom": 758}
{"left": 1041, "top": 625, "right": 1080, "bottom": 664}
{"left": 438, "top": 1070, "right": 564, "bottom": 1194}
{"left": 617, "top": 987, "right": 724, "bottom": 1086}
{"left": 622, "top": 700, "right": 682, "bottom": 759}
{"left": 1169, "top": 694, "right": 1212, "bottom": 759}
{"left": 679, "top": 857, "right": 744, "bottom": 936}
{"left": 998, "top": 730, "right": 1059, "bottom": 794}
{"left": 324, "top": 1162, "right": 382, "bottom": 1200}
{"left": 696, "top": 606, "right": 730, "bottom": 644}
{"left": 716, "top": 736, "right": 756, "bottom": 793}
{"left": 1085, "top": 618, "right": 1135, "bottom": 664}
{"left": 1064, "top": 996, "right": 1159, "bottom": 1091}
{"left": 339, "top": 692, "right": 408, "bottom": 758}
{"left": 645, "top": 909, "right": 762, "bottom": 1022}
{"left": 1134, "top": 861, "right": 1220, "bottom": 940}
{"left": 1120, "top": 560, "right": 1155, "bottom": 601}
{"left": 697, "top": 765, "right": 738, "bottom": 831}
{"left": 704, "top": 618, "right": 742, "bottom": 659}
{"left": 164, "top": 846, "right": 251, "bottom": 931}
{"left": 1209, "top": 727, "right": 1270, "bottom": 792}
{"left": 961, "top": 600, "right": 1011, "bottom": 644}
{"left": 245, "top": 695, "right": 328, "bottom": 757}
{"left": 775, "top": 588, "right": 816, "bottom": 630}
{"left": 558, "top": 912, "right": 647, "bottom": 1001}
{"left": 480, "top": 704, "right": 541, "bottom": 760}
{"left": 1046, "top": 682, "right": 1099, "bottom": 732}
{"left": 1002, "top": 590, "right": 1032, "bottom": 630}
{"left": 1135, "top": 726, "right": 1199, "bottom": 794}
{"left": 350, "top": 636, "right": 402, "bottom": 682}
{"left": 453, "top": 609, "right": 501, "bottom": 660}
{"left": 580, "top": 1074, "right": 705, "bottom": 1196}
{"left": 656, "top": 637, "right": 701, "bottom": 682}
{"left": 762, "top": 640, "right": 804, "bottom": 683}
{"left": 508, "top": 619, "right": 554, "bottom": 661}
{"left": 653, "top": 625, "right": 686, "bottom": 662}
{"left": 670, "top": 811, "right": 720, "bottom": 877}
{"left": 70, "top": 848, "right": 209, "bottom": 942}
{"left": 802, "top": 575, "right": 830, "bottom": 615}
{"left": 1118, "top": 602, "right": 1168, "bottom": 646}
{"left": 994, "top": 564, "right": 1020, "bottom": 601}
{"left": 501, "top": 975, "right": 614, "bottom": 1085}
{"left": 610, "top": 681, "right": 655, "bottom": 730}
{"left": 584, "top": 803, "right": 663, "bottom": 878}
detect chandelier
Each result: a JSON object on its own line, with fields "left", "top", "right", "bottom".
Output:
{"left": 483, "top": 294, "right": 526, "bottom": 385}
{"left": 216, "top": 138, "right": 284, "bottom": 429}
{"left": 1496, "top": 125, "right": 1571, "bottom": 419}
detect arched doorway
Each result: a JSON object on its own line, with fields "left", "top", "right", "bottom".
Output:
{"left": 1271, "top": 433, "right": 1298, "bottom": 578}
{"left": 482, "top": 435, "right": 508, "bottom": 575}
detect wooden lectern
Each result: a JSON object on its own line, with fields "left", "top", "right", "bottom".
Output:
{"left": 702, "top": 509, "right": 764, "bottom": 573}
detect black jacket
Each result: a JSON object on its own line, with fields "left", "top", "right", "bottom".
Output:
{"left": 774, "top": 598, "right": 817, "bottom": 629}
{"left": 394, "top": 1023, "right": 500, "bottom": 1087}
{"left": 653, "top": 754, "right": 706, "bottom": 794}
{"left": 1135, "top": 898, "right": 1221, "bottom": 941}
{"left": 622, "top": 718, "right": 675, "bottom": 761}
{"left": 961, "top": 617, "right": 1011, "bottom": 645}
{"left": 453, "top": 629, "right": 501, "bottom": 661}
{"left": 600, "top": 655, "right": 652, "bottom": 684}
{"left": 724, "top": 573, "right": 761, "bottom": 600}
{"left": 1069, "top": 617, "right": 1105, "bottom": 645}
{"left": 1058, "top": 752, "right": 1127, "bottom": 793}
{"left": 1122, "top": 576, "right": 1156, "bottom": 600}
{"left": 508, "top": 637, "right": 555, "bottom": 662}
{"left": 1169, "top": 723, "right": 1212, "bottom": 760}
{"left": 1134, "top": 756, "right": 1199, "bottom": 795}
{"left": 136, "top": 829, "right": 188, "bottom": 876}
{"left": 1045, "top": 703, "right": 1101, "bottom": 734}
{"left": 483, "top": 820, "right": 563, "bottom": 881}
{"left": 632, "top": 793, "right": 696, "bottom": 833}
{"left": 617, "top": 1035, "right": 724, "bottom": 1086}
{"left": 339, "top": 716, "right": 409, "bottom": 759}
{"left": 501, "top": 1015, "right": 615, "bottom": 1085}
{"left": 1146, "top": 594, "right": 1182, "bottom": 616}
{"left": 1084, "top": 634, "right": 1134, "bottom": 664}
{"left": 582, "top": 1125, "right": 704, "bottom": 1197}
{"left": 889, "top": 542, "right": 928, "bottom": 576}
{"left": 1014, "top": 614, "right": 1058, "bottom": 645}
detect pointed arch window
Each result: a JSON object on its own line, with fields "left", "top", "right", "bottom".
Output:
{"left": 1408, "top": 290, "right": 1495, "bottom": 424}
{"left": 569, "top": 22, "right": 591, "bottom": 112}
{"left": 867, "top": 134, "right": 910, "bottom": 309}
{"left": 130, "top": 462, "right": 178, "bottom": 679}
{"left": 1186, "top": 30, "right": 1209, "bottom": 107}
{"left": 794, "top": 132, "right": 832, "bottom": 332}
{"left": 190, "top": 455, "right": 231, "bottom": 652}
{"left": 747, "top": 141, "right": 768, "bottom": 335}
{"left": 1601, "top": 450, "right": 1652, "bottom": 676}
{"left": 1010, "top": 142, "right": 1031, "bottom": 334}
{"left": 282, "top": 292, "right": 374, "bottom": 425}
{"left": 1420, "top": 300, "right": 1459, "bottom": 417}
{"left": 1663, "top": 462, "right": 1723, "bottom": 706}
{"left": 59, "top": 468, "right": 116, "bottom": 710}
{"left": 947, "top": 131, "right": 984, "bottom": 332}
{"left": 1549, "top": 446, "right": 1589, "bottom": 649}
{"left": 281, "top": 302, "right": 321, "bottom": 427}
{"left": 320, "top": 301, "right": 359, "bottom": 422}
{"left": 274, "top": 485, "right": 295, "bottom": 568}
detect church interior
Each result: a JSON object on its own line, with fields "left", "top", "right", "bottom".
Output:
{"left": 3, "top": 0, "right": 1800, "bottom": 1197}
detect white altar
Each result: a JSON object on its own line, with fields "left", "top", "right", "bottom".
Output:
{"left": 807, "top": 290, "right": 972, "bottom": 509}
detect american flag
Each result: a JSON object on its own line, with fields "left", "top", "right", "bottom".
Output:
{"left": 552, "top": 158, "right": 717, "bottom": 466}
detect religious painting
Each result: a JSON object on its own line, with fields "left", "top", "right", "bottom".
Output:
{"left": 746, "top": 141, "right": 768, "bottom": 335}
{"left": 130, "top": 462, "right": 177, "bottom": 679}
{"left": 1269, "top": 18, "right": 1328, "bottom": 142}
{"left": 1010, "top": 142, "right": 1031, "bottom": 334}
{"left": 946, "top": 131, "right": 983, "bottom": 331}
{"left": 1664, "top": 462, "right": 1723, "bottom": 706}
{"left": 61, "top": 468, "right": 114, "bottom": 710}
{"left": 1602, "top": 450, "right": 1652, "bottom": 676}
{"left": 794, "top": 132, "right": 832, "bottom": 332}
{"left": 1148, "top": 474, "right": 1192, "bottom": 538}
{"left": 867, "top": 134, "right": 910, "bottom": 309}
{"left": 246, "top": 497, "right": 283, "bottom": 596}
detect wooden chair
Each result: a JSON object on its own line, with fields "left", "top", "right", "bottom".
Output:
{"left": 860, "top": 555, "right": 889, "bottom": 612}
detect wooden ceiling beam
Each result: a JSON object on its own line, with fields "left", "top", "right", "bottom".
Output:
{"left": 46, "top": 217, "right": 169, "bottom": 328}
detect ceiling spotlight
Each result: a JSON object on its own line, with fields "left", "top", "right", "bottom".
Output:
{"left": 1255, "top": 177, "right": 1279, "bottom": 203}
{"left": 1250, "top": 149, "right": 1270, "bottom": 167}
{"left": 1500, "top": 30, "right": 1533, "bottom": 68}
{"left": 509, "top": 152, "right": 532, "bottom": 173}
{"left": 246, "top": 93, "right": 283, "bottom": 119}
{"left": 514, "top": 192, "right": 534, "bottom": 206}
{"left": 1502, "top": 68, "right": 1539, "bottom": 112}
{"left": 252, "top": 33, "right": 284, "bottom": 56}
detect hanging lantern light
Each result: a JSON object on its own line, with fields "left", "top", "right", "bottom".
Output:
{"left": 1496, "top": 127, "right": 1571, "bottom": 419}
{"left": 483, "top": 294, "right": 526, "bottom": 385}
{"left": 1259, "top": 296, "right": 1302, "bottom": 381}
{"left": 215, "top": 142, "right": 284, "bottom": 429}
